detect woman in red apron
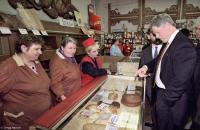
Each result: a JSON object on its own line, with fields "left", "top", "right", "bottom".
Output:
{"left": 80, "top": 37, "right": 107, "bottom": 86}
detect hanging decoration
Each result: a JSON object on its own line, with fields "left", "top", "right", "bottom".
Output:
{"left": 88, "top": 4, "right": 101, "bottom": 30}
{"left": 8, "top": 0, "right": 79, "bottom": 20}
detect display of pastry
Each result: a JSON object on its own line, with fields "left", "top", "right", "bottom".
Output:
{"left": 85, "top": 104, "right": 100, "bottom": 113}
{"left": 108, "top": 92, "right": 118, "bottom": 100}
{"left": 108, "top": 101, "right": 120, "bottom": 114}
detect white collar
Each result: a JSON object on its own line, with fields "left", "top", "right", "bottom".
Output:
{"left": 12, "top": 53, "right": 39, "bottom": 67}
{"left": 168, "top": 30, "right": 179, "bottom": 44}
{"left": 152, "top": 44, "right": 162, "bottom": 48}
{"left": 56, "top": 49, "right": 65, "bottom": 59}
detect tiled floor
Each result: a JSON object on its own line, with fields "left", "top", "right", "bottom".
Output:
{"left": 143, "top": 126, "right": 152, "bottom": 130}
{"left": 143, "top": 98, "right": 153, "bottom": 130}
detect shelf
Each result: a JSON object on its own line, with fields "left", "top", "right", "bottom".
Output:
{"left": 0, "top": 55, "right": 10, "bottom": 62}
{"left": 39, "top": 50, "right": 56, "bottom": 61}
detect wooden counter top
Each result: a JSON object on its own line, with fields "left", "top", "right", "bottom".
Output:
{"left": 34, "top": 75, "right": 107, "bottom": 129}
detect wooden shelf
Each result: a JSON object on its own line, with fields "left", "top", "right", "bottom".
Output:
{"left": 39, "top": 50, "right": 56, "bottom": 61}
{"left": 0, "top": 55, "right": 10, "bottom": 62}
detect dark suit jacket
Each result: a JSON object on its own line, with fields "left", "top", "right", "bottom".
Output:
{"left": 139, "top": 44, "right": 153, "bottom": 101}
{"left": 147, "top": 32, "right": 197, "bottom": 107}
{"left": 139, "top": 44, "right": 152, "bottom": 68}
{"left": 193, "top": 42, "right": 200, "bottom": 127}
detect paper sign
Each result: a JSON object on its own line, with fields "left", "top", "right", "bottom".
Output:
{"left": 41, "top": 30, "right": 48, "bottom": 35}
{"left": 80, "top": 109, "right": 94, "bottom": 117}
{"left": 91, "top": 95, "right": 102, "bottom": 102}
{"left": 105, "top": 124, "right": 118, "bottom": 130}
{"left": 127, "top": 84, "right": 136, "bottom": 91}
{"left": 18, "top": 28, "right": 28, "bottom": 34}
{"left": 98, "top": 90, "right": 109, "bottom": 97}
{"left": 109, "top": 115, "right": 119, "bottom": 125}
{"left": 32, "top": 29, "right": 41, "bottom": 35}
{"left": 74, "top": 11, "right": 83, "bottom": 26}
{"left": 103, "top": 99, "right": 113, "bottom": 104}
{"left": 126, "top": 90, "right": 135, "bottom": 94}
{"left": 97, "top": 103, "right": 109, "bottom": 110}
{"left": 58, "top": 17, "right": 75, "bottom": 27}
{"left": 0, "top": 27, "right": 11, "bottom": 34}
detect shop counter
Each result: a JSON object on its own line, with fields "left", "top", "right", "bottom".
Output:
{"left": 34, "top": 61, "right": 144, "bottom": 130}
{"left": 34, "top": 76, "right": 107, "bottom": 130}
{"left": 62, "top": 75, "right": 143, "bottom": 130}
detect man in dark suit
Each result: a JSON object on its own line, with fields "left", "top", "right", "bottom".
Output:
{"left": 139, "top": 28, "right": 162, "bottom": 128}
{"left": 137, "top": 13, "right": 197, "bottom": 130}
{"left": 191, "top": 17, "right": 200, "bottom": 130}
{"left": 139, "top": 28, "right": 162, "bottom": 101}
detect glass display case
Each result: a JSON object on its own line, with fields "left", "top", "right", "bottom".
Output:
{"left": 34, "top": 60, "right": 145, "bottom": 130}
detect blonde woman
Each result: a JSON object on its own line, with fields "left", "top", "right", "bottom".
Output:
{"left": 80, "top": 37, "right": 107, "bottom": 86}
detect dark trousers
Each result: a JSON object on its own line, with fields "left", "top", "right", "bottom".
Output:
{"left": 152, "top": 87, "right": 189, "bottom": 130}
{"left": 191, "top": 121, "right": 200, "bottom": 130}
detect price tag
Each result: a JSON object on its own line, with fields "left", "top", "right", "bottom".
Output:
{"left": 98, "top": 90, "right": 109, "bottom": 97}
{"left": 97, "top": 103, "right": 109, "bottom": 110}
{"left": 0, "top": 27, "right": 11, "bottom": 34}
{"left": 32, "top": 29, "right": 41, "bottom": 35}
{"left": 109, "top": 115, "right": 119, "bottom": 125}
{"left": 126, "top": 90, "right": 135, "bottom": 94}
{"left": 80, "top": 109, "right": 94, "bottom": 117}
{"left": 41, "top": 30, "right": 48, "bottom": 35}
{"left": 127, "top": 84, "right": 136, "bottom": 91}
{"left": 103, "top": 99, "right": 113, "bottom": 104}
{"left": 18, "top": 28, "right": 28, "bottom": 34}
{"left": 98, "top": 90, "right": 105, "bottom": 96}
{"left": 105, "top": 124, "right": 118, "bottom": 130}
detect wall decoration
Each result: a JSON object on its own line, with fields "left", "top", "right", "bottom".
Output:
{"left": 109, "top": 6, "right": 139, "bottom": 27}
{"left": 74, "top": 11, "right": 83, "bottom": 26}
{"left": 184, "top": 4, "right": 200, "bottom": 19}
{"left": 88, "top": 4, "right": 101, "bottom": 30}
{"left": 8, "top": 0, "right": 79, "bottom": 20}
{"left": 143, "top": 4, "right": 178, "bottom": 24}
{"left": 107, "top": 0, "right": 200, "bottom": 33}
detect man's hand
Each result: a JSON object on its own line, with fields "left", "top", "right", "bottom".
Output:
{"left": 136, "top": 65, "right": 148, "bottom": 77}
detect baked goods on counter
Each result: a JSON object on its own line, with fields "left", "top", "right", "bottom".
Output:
{"left": 108, "top": 92, "right": 118, "bottom": 100}
{"left": 121, "top": 92, "right": 141, "bottom": 107}
{"left": 63, "top": 75, "right": 143, "bottom": 130}
{"left": 34, "top": 72, "right": 143, "bottom": 130}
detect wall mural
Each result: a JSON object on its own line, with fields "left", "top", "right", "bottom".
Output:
{"left": 108, "top": 0, "right": 200, "bottom": 32}
{"left": 109, "top": 4, "right": 178, "bottom": 26}
{"left": 143, "top": 4, "right": 178, "bottom": 24}
{"left": 8, "top": 0, "right": 79, "bottom": 20}
{"left": 184, "top": 4, "right": 200, "bottom": 19}
{"left": 110, "top": 8, "right": 139, "bottom": 26}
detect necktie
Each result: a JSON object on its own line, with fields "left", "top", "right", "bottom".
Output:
{"left": 153, "top": 43, "right": 168, "bottom": 87}
{"left": 154, "top": 46, "right": 158, "bottom": 59}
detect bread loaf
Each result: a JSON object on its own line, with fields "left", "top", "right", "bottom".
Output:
{"left": 121, "top": 93, "right": 141, "bottom": 107}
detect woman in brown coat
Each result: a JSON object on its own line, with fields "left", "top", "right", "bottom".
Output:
{"left": 0, "top": 35, "right": 52, "bottom": 130}
{"left": 49, "top": 37, "right": 81, "bottom": 102}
